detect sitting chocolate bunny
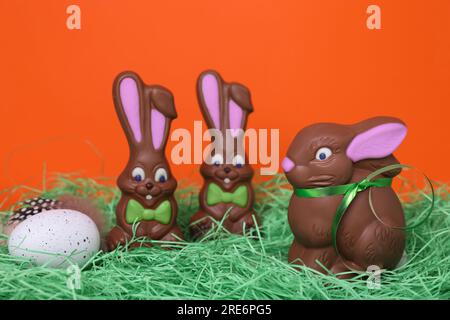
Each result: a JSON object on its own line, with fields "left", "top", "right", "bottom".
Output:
{"left": 189, "top": 70, "right": 257, "bottom": 238}
{"left": 106, "top": 71, "right": 183, "bottom": 251}
{"left": 282, "top": 116, "right": 407, "bottom": 277}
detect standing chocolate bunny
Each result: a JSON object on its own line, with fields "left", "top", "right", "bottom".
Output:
{"left": 282, "top": 117, "right": 407, "bottom": 277}
{"left": 189, "top": 70, "right": 257, "bottom": 238}
{"left": 106, "top": 71, "right": 183, "bottom": 251}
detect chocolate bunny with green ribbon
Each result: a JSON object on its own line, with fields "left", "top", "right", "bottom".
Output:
{"left": 282, "top": 117, "right": 408, "bottom": 277}
{"left": 105, "top": 71, "right": 183, "bottom": 251}
{"left": 189, "top": 70, "right": 257, "bottom": 238}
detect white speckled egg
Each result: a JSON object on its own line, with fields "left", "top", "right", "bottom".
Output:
{"left": 8, "top": 209, "right": 100, "bottom": 268}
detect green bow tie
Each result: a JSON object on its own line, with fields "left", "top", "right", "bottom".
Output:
{"left": 206, "top": 183, "right": 248, "bottom": 208}
{"left": 125, "top": 199, "right": 172, "bottom": 225}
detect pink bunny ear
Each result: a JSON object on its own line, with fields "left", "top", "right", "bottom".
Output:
{"left": 228, "top": 99, "right": 243, "bottom": 137}
{"left": 346, "top": 123, "right": 407, "bottom": 162}
{"left": 199, "top": 73, "right": 221, "bottom": 129}
{"left": 150, "top": 86, "right": 177, "bottom": 151}
{"left": 151, "top": 109, "right": 166, "bottom": 150}
{"left": 118, "top": 76, "right": 142, "bottom": 143}
{"left": 228, "top": 83, "right": 253, "bottom": 137}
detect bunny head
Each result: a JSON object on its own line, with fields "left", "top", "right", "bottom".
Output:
{"left": 282, "top": 117, "right": 407, "bottom": 188}
{"left": 113, "top": 71, "right": 178, "bottom": 209}
{"left": 197, "top": 70, "right": 254, "bottom": 192}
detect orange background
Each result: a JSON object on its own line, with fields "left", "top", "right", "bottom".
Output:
{"left": 0, "top": 0, "right": 449, "bottom": 196}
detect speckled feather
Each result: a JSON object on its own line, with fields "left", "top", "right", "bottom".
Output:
{"left": 7, "top": 197, "right": 60, "bottom": 225}
{"left": 6, "top": 195, "right": 104, "bottom": 234}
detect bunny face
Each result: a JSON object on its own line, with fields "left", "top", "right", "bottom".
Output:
{"left": 113, "top": 71, "right": 177, "bottom": 210}
{"left": 197, "top": 70, "right": 254, "bottom": 192}
{"left": 200, "top": 152, "right": 254, "bottom": 192}
{"left": 283, "top": 117, "right": 408, "bottom": 188}
{"left": 118, "top": 152, "right": 177, "bottom": 209}
{"left": 283, "top": 124, "right": 354, "bottom": 188}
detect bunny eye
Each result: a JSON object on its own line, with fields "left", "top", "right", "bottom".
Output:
{"left": 211, "top": 154, "right": 224, "bottom": 166}
{"left": 154, "top": 168, "right": 168, "bottom": 183}
{"left": 315, "top": 147, "right": 332, "bottom": 161}
{"left": 131, "top": 167, "right": 145, "bottom": 182}
{"left": 232, "top": 155, "right": 245, "bottom": 168}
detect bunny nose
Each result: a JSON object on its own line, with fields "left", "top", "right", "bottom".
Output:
{"left": 145, "top": 182, "right": 153, "bottom": 190}
{"left": 282, "top": 157, "right": 295, "bottom": 172}
{"left": 224, "top": 167, "right": 231, "bottom": 173}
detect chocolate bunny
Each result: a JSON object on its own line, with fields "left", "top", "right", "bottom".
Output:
{"left": 106, "top": 71, "right": 183, "bottom": 251}
{"left": 189, "top": 70, "right": 257, "bottom": 238}
{"left": 282, "top": 116, "right": 407, "bottom": 277}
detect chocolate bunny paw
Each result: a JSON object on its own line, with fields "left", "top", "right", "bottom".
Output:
{"left": 160, "top": 225, "right": 184, "bottom": 243}
{"left": 189, "top": 211, "right": 214, "bottom": 239}
{"left": 105, "top": 226, "right": 131, "bottom": 251}
{"left": 226, "top": 211, "right": 259, "bottom": 236}
{"left": 330, "top": 258, "right": 362, "bottom": 279}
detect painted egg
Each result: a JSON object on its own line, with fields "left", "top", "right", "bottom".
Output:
{"left": 8, "top": 209, "right": 100, "bottom": 268}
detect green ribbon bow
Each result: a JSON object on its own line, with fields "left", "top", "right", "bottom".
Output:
{"left": 125, "top": 199, "right": 172, "bottom": 225}
{"left": 293, "top": 164, "right": 434, "bottom": 252}
{"left": 206, "top": 183, "right": 248, "bottom": 208}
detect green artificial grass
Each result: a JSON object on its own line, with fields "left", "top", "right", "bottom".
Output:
{"left": 0, "top": 174, "right": 448, "bottom": 300}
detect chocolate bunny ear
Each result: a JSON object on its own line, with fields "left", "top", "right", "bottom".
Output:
{"left": 197, "top": 70, "right": 224, "bottom": 130}
{"left": 347, "top": 116, "right": 407, "bottom": 162}
{"left": 227, "top": 82, "right": 253, "bottom": 137}
{"left": 113, "top": 71, "right": 145, "bottom": 146}
{"left": 113, "top": 71, "right": 177, "bottom": 151}
{"left": 149, "top": 86, "right": 177, "bottom": 151}
{"left": 197, "top": 70, "right": 253, "bottom": 137}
